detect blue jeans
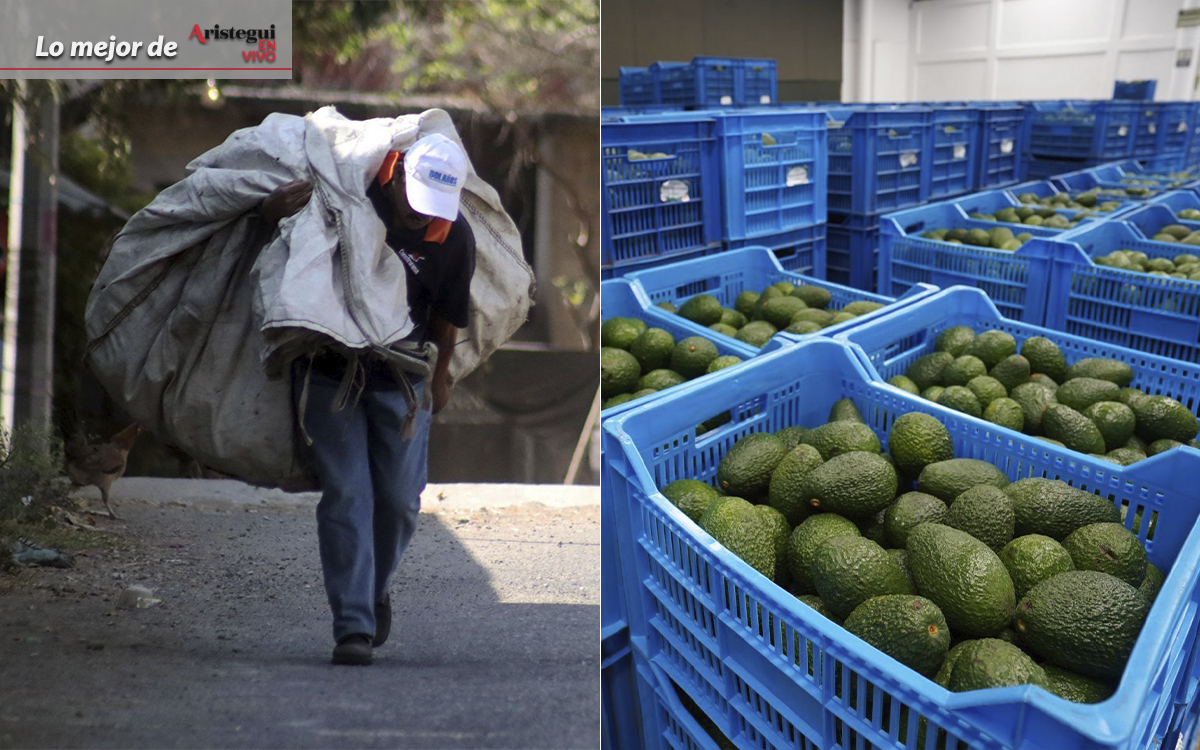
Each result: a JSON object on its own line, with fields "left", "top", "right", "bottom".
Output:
{"left": 293, "top": 358, "right": 431, "bottom": 642}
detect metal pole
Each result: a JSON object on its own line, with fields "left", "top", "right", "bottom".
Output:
{"left": 564, "top": 384, "right": 601, "bottom": 485}
{"left": 3, "top": 81, "right": 26, "bottom": 437}
{"left": 3, "top": 80, "right": 59, "bottom": 434}
{"left": 18, "top": 83, "right": 59, "bottom": 431}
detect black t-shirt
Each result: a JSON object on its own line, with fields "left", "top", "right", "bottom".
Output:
{"left": 305, "top": 181, "right": 475, "bottom": 388}
{"left": 366, "top": 180, "right": 476, "bottom": 343}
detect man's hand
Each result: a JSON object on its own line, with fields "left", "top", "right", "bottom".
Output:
{"left": 261, "top": 179, "right": 313, "bottom": 224}
{"left": 431, "top": 373, "right": 451, "bottom": 414}
{"left": 429, "top": 316, "right": 459, "bottom": 415}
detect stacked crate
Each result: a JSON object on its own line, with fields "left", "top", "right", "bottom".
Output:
{"left": 714, "top": 109, "right": 829, "bottom": 274}
{"left": 600, "top": 117, "right": 722, "bottom": 278}
{"left": 823, "top": 105, "right": 934, "bottom": 291}
{"left": 618, "top": 56, "right": 777, "bottom": 108}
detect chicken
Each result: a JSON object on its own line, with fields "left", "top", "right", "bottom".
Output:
{"left": 64, "top": 422, "right": 142, "bottom": 520}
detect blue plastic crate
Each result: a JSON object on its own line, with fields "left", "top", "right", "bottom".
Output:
{"left": 739, "top": 58, "right": 779, "bottom": 107}
{"left": 1005, "top": 179, "right": 1141, "bottom": 216}
{"left": 1114, "top": 80, "right": 1157, "bottom": 100}
{"left": 1028, "top": 100, "right": 1137, "bottom": 159}
{"left": 601, "top": 119, "right": 722, "bottom": 271}
{"left": 619, "top": 67, "right": 658, "bottom": 107}
{"left": 632, "top": 650, "right": 723, "bottom": 750}
{"left": 600, "top": 243, "right": 722, "bottom": 281}
{"left": 1133, "top": 103, "right": 1164, "bottom": 157}
{"left": 1188, "top": 103, "right": 1200, "bottom": 169}
{"left": 878, "top": 201, "right": 1062, "bottom": 322}
{"left": 624, "top": 246, "right": 936, "bottom": 351}
{"left": 826, "top": 215, "right": 880, "bottom": 292}
{"left": 1041, "top": 220, "right": 1200, "bottom": 362}
{"left": 602, "top": 628, "right": 642, "bottom": 750}
{"left": 825, "top": 106, "right": 934, "bottom": 214}
{"left": 1185, "top": 709, "right": 1200, "bottom": 750}
{"left": 928, "top": 106, "right": 980, "bottom": 200}
{"left": 1120, "top": 202, "right": 1200, "bottom": 242}
{"left": 1159, "top": 103, "right": 1192, "bottom": 153}
{"left": 657, "top": 57, "right": 778, "bottom": 109}
{"left": 659, "top": 60, "right": 733, "bottom": 108}
{"left": 602, "top": 485, "right": 628, "bottom": 644}
{"left": 600, "top": 278, "right": 759, "bottom": 420}
{"left": 976, "top": 104, "right": 1027, "bottom": 189}
{"left": 1052, "top": 165, "right": 1173, "bottom": 201}
{"left": 714, "top": 110, "right": 827, "bottom": 241}
{"left": 649, "top": 61, "right": 690, "bottom": 105}
{"left": 953, "top": 188, "right": 1104, "bottom": 227}
{"left": 725, "top": 223, "right": 826, "bottom": 277}
{"left": 837, "top": 284, "right": 1200, "bottom": 420}
{"left": 602, "top": 336, "right": 1200, "bottom": 750}
{"left": 1081, "top": 159, "right": 1197, "bottom": 186}
{"left": 1022, "top": 155, "right": 1092, "bottom": 181}
{"left": 1140, "top": 152, "right": 1188, "bottom": 174}
{"left": 1153, "top": 189, "right": 1200, "bottom": 213}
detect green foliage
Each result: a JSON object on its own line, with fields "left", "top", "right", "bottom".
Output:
{"left": 293, "top": 1, "right": 400, "bottom": 62}
{"left": 384, "top": 0, "right": 599, "bottom": 113}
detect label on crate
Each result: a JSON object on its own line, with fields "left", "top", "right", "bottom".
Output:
{"left": 1181, "top": 121, "right": 1189, "bottom": 133}
{"left": 900, "top": 151, "right": 919, "bottom": 168}
{"left": 1001, "top": 139, "right": 1014, "bottom": 154}
{"left": 660, "top": 179, "right": 690, "bottom": 203}
{"left": 786, "top": 166, "right": 809, "bottom": 186}
{"left": 953, "top": 144, "right": 967, "bottom": 160}
{"left": 1119, "top": 125, "right": 1129, "bottom": 136}
{"left": 720, "top": 95, "right": 732, "bottom": 105}
{"left": 760, "top": 95, "right": 771, "bottom": 104}
{"left": 1149, "top": 123, "right": 1158, "bottom": 135}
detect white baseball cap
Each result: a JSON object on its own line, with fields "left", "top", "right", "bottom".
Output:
{"left": 403, "top": 134, "right": 468, "bottom": 221}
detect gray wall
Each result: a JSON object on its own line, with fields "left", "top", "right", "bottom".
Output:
{"left": 601, "top": 0, "right": 844, "bottom": 105}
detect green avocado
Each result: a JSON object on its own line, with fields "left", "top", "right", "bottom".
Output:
{"left": 907, "top": 524, "right": 1016, "bottom": 638}
{"left": 843, "top": 594, "right": 950, "bottom": 677}
{"left": 1015, "top": 570, "right": 1149, "bottom": 681}
{"left": 917, "top": 459, "right": 1010, "bottom": 503}
{"left": 801, "top": 451, "right": 898, "bottom": 520}
{"left": 1006, "top": 478, "right": 1121, "bottom": 540}
{"left": 716, "top": 432, "right": 788, "bottom": 500}
{"left": 812, "top": 536, "right": 915, "bottom": 619}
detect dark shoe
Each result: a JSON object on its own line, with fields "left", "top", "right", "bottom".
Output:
{"left": 331, "top": 633, "right": 373, "bottom": 666}
{"left": 373, "top": 595, "right": 391, "bottom": 648}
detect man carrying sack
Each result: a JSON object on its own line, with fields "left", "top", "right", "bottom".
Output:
{"left": 85, "top": 108, "right": 534, "bottom": 667}
{"left": 262, "top": 133, "right": 475, "bottom": 665}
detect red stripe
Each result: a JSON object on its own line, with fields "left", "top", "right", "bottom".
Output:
{"left": 0, "top": 66, "right": 292, "bottom": 70}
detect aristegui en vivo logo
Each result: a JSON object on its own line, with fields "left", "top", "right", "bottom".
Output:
{"left": 188, "top": 24, "right": 278, "bottom": 63}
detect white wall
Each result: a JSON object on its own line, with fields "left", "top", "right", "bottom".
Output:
{"left": 845, "top": 0, "right": 1200, "bottom": 102}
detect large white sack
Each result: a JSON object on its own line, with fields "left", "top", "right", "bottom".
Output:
{"left": 85, "top": 107, "right": 534, "bottom": 490}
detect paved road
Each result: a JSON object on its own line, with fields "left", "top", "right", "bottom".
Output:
{"left": 0, "top": 482, "right": 600, "bottom": 749}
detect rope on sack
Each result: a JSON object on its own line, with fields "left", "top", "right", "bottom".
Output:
{"left": 297, "top": 355, "right": 316, "bottom": 447}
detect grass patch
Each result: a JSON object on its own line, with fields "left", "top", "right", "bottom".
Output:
{"left": 0, "top": 424, "right": 132, "bottom": 574}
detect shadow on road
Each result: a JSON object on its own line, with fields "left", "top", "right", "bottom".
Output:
{"left": 0, "top": 499, "right": 599, "bottom": 750}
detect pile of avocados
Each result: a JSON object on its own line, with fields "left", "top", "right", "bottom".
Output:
{"left": 1014, "top": 190, "right": 1124, "bottom": 213}
{"left": 916, "top": 205, "right": 1088, "bottom": 255}
{"left": 919, "top": 226, "right": 1035, "bottom": 252}
{"left": 662, "top": 283, "right": 886, "bottom": 348}
{"left": 661, "top": 404, "right": 1165, "bottom": 704}
{"left": 600, "top": 316, "right": 742, "bottom": 411}
{"left": 1093, "top": 219, "right": 1200, "bottom": 280}
{"left": 890, "top": 326, "right": 1200, "bottom": 463}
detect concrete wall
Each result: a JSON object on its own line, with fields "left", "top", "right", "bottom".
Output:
{"left": 535, "top": 116, "right": 600, "bottom": 351}
{"left": 601, "top": 0, "right": 844, "bottom": 105}
{"left": 845, "top": 0, "right": 1200, "bottom": 102}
